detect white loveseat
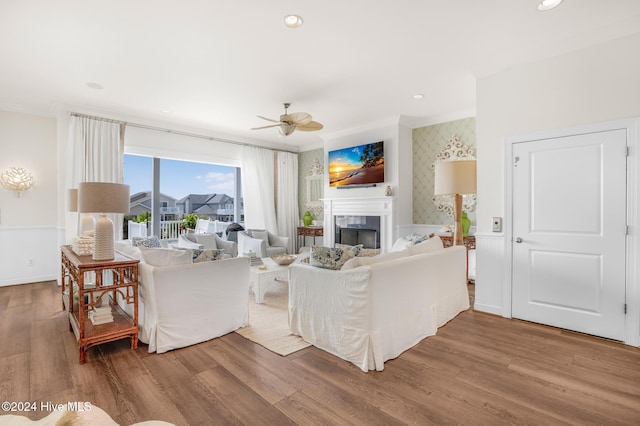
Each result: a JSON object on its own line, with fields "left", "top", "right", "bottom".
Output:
{"left": 288, "top": 239, "right": 469, "bottom": 372}
{"left": 115, "top": 241, "right": 250, "bottom": 353}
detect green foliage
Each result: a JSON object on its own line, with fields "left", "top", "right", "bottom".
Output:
{"left": 137, "top": 212, "right": 151, "bottom": 223}
{"left": 360, "top": 142, "right": 384, "bottom": 168}
{"left": 182, "top": 213, "right": 199, "bottom": 230}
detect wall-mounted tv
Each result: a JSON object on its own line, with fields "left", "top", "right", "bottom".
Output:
{"left": 328, "top": 141, "right": 384, "bottom": 187}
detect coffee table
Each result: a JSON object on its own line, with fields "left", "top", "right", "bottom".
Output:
{"left": 249, "top": 257, "right": 290, "bottom": 303}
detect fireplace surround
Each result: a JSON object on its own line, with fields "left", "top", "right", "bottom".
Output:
{"left": 322, "top": 197, "right": 396, "bottom": 253}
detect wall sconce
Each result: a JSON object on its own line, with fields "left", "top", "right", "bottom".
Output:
{"left": 1, "top": 167, "right": 35, "bottom": 197}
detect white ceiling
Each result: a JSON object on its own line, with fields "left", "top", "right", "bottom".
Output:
{"left": 1, "top": 0, "right": 640, "bottom": 150}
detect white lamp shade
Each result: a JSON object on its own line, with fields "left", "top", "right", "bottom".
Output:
{"left": 67, "top": 188, "right": 78, "bottom": 212}
{"left": 434, "top": 160, "right": 477, "bottom": 195}
{"left": 78, "top": 182, "right": 130, "bottom": 214}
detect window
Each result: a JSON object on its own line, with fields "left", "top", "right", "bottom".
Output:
{"left": 124, "top": 154, "right": 243, "bottom": 238}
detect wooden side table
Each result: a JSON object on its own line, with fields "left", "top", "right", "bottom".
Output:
{"left": 61, "top": 245, "right": 139, "bottom": 364}
{"left": 432, "top": 234, "right": 476, "bottom": 283}
{"left": 297, "top": 226, "right": 324, "bottom": 252}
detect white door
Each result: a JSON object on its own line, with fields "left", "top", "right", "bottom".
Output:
{"left": 512, "top": 129, "right": 627, "bottom": 341}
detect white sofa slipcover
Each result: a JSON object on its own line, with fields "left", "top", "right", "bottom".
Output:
{"left": 138, "top": 256, "right": 250, "bottom": 353}
{"left": 115, "top": 241, "right": 251, "bottom": 354}
{"left": 288, "top": 245, "right": 469, "bottom": 372}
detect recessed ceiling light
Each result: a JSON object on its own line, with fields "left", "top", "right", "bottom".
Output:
{"left": 86, "top": 82, "right": 104, "bottom": 90}
{"left": 283, "top": 14, "right": 303, "bottom": 28}
{"left": 160, "top": 109, "right": 172, "bottom": 114}
{"left": 412, "top": 94, "right": 424, "bottom": 100}
{"left": 537, "top": 0, "right": 563, "bottom": 11}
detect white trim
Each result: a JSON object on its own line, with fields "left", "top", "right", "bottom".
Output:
{"left": 504, "top": 117, "right": 639, "bottom": 347}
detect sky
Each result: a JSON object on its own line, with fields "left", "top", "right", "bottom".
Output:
{"left": 328, "top": 145, "right": 364, "bottom": 174}
{"left": 124, "top": 154, "right": 237, "bottom": 200}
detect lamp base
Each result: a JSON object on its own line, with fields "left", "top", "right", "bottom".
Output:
{"left": 453, "top": 194, "right": 464, "bottom": 246}
{"left": 93, "top": 214, "right": 115, "bottom": 261}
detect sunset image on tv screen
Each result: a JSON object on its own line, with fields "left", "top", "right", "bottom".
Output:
{"left": 328, "top": 141, "right": 384, "bottom": 187}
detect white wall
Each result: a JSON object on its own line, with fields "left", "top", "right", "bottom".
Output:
{"left": 475, "top": 33, "right": 640, "bottom": 315}
{"left": 0, "top": 110, "right": 59, "bottom": 285}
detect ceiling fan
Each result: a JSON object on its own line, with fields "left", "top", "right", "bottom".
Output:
{"left": 251, "top": 103, "right": 323, "bottom": 136}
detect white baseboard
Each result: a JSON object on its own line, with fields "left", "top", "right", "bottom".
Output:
{"left": 473, "top": 303, "right": 503, "bottom": 317}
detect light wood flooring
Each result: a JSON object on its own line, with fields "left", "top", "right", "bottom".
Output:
{"left": 0, "top": 281, "right": 639, "bottom": 425}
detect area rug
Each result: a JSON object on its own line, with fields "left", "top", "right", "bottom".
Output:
{"left": 235, "top": 280, "right": 311, "bottom": 356}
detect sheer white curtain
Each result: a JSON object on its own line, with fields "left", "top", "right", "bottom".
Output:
{"left": 240, "top": 146, "right": 277, "bottom": 232}
{"left": 66, "top": 115, "right": 125, "bottom": 241}
{"left": 276, "top": 151, "right": 299, "bottom": 253}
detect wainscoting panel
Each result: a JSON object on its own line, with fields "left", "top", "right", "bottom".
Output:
{"left": 474, "top": 232, "right": 505, "bottom": 316}
{"left": 0, "top": 226, "right": 60, "bottom": 287}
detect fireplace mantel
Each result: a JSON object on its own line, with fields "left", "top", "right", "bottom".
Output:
{"left": 322, "top": 197, "right": 396, "bottom": 253}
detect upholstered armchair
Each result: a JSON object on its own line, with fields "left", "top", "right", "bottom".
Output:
{"left": 238, "top": 229, "right": 288, "bottom": 258}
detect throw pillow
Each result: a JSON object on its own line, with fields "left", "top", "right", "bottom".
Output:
{"left": 132, "top": 235, "right": 162, "bottom": 248}
{"left": 115, "top": 244, "right": 144, "bottom": 262}
{"left": 192, "top": 248, "right": 225, "bottom": 263}
{"left": 309, "top": 245, "right": 360, "bottom": 270}
{"left": 335, "top": 243, "right": 380, "bottom": 257}
{"left": 194, "top": 233, "right": 218, "bottom": 250}
{"left": 341, "top": 250, "right": 408, "bottom": 270}
{"left": 334, "top": 243, "right": 364, "bottom": 257}
{"left": 251, "top": 230, "right": 270, "bottom": 247}
{"left": 407, "top": 236, "right": 444, "bottom": 256}
{"left": 309, "top": 246, "right": 344, "bottom": 270}
{"left": 139, "top": 247, "right": 193, "bottom": 266}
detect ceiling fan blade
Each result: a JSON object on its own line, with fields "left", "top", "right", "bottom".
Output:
{"left": 283, "top": 112, "right": 312, "bottom": 126}
{"left": 251, "top": 124, "right": 282, "bottom": 130}
{"left": 256, "top": 115, "right": 281, "bottom": 124}
{"left": 296, "top": 121, "right": 324, "bottom": 131}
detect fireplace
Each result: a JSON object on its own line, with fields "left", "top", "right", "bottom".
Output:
{"left": 335, "top": 215, "right": 381, "bottom": 249}
{"left": 323, "top": 197, "right": 396, "bottom": 253}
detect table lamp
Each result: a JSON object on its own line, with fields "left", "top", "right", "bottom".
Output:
{"left": 434, "top": 160, "right": 476, "bottom": 246}
{"left": 78, "top": 182, "right": 130, "bottom": 260}
{"left": 67, "top": 188, "right": 96, "bottom": 235}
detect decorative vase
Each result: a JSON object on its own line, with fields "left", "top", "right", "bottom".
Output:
{"left": 303, "top": 211, "right": 313, "bottom": 227}
{"left": 461, "top": 211, "right": 471, "bottom": 237}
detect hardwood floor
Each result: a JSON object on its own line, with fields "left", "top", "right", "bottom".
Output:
{"left": 1, "top": 281, "right": 639, "bottom": 425}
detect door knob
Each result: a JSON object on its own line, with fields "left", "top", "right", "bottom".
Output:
{"left": 515, "top": 237, "right": 523, "bottom": 243}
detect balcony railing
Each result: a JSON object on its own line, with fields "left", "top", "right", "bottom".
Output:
{"left": 127, "top": 219, "right": 238, "bottom": 240}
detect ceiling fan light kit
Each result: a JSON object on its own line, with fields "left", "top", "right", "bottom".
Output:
{"left": 252, "top": 103, "right": 323, "bottom": 136}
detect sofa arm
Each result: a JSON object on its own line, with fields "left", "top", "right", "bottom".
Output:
{"left": 238, "top": 232, "right": 266, "bottom": 257}
{"left": 268, "top": 233, "right": 289, "bottom": 252}
{"left": 215, "top": 234, "right": 238, "bottom": 257}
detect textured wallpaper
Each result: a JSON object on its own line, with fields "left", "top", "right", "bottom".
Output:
{"left": 298, "top": 148, "right": 324, "bottom": 220}
{"left": 413, "top": 117, "right": 476, "bottom": 226}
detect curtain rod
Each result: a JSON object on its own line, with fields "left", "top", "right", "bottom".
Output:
{"left": 69, "top": 112, "right": 299, "bottom": 154}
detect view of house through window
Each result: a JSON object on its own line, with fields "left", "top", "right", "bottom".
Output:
{"left": 123, "top": 154, "right": 243, "bottom": 239}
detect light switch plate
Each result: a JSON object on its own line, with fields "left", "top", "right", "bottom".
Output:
{"left": 492, "top": 217, "right": 502, "bottom": 232}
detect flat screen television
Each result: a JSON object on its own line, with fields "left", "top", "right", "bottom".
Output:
{"left": 328, "top": 141, "right": 384, "bottom": 187}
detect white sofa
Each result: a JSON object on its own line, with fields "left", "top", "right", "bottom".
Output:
{"left": 288, "top": 240, "right": 469, "bottom": 372}
{"left": 115, "top": 241, "right": 250, "bottom": 353}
